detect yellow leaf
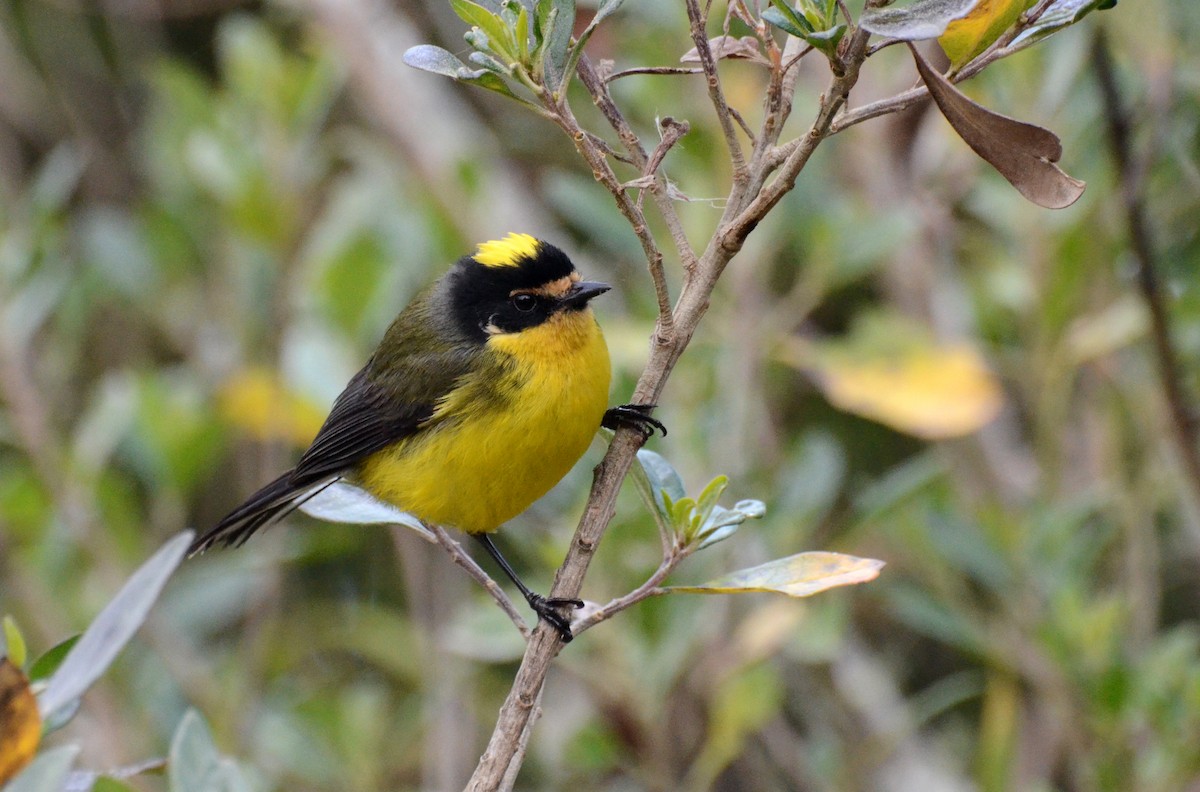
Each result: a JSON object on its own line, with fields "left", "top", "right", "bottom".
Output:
{"left": 938, "top": 0, "right": 1036, "bottom": 67}
{"left": 783, "top": 312, "right": 1004, "bottom": 440}
{"left": 218, "top": 368, "right": 326, "bottom": 447}
{"left": 0, "top": 658, "right": 40, "bottom": 785}
{"left": 669, "top": 551, "right": 884, "bottom": 597}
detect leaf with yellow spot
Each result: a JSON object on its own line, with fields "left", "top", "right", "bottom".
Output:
{"left": 668, "top": 552, "right": 883, "bottom": 597}
{"left": 939, "top": 0, "right": 1036, "bottom": 67}
{"left": 0, "top": 658, "right": 41, "bottom": 785}
{"left": 781, "top": 311, "right": 1004, "bottom": 440}
{"left": 218, "top": 368, "right": 326, "bottom": 447}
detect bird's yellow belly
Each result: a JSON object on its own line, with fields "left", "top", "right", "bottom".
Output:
{"left": 355, "top": 314, "right": 610, "bottom": 533}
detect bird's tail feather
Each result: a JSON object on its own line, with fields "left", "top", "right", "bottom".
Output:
{"left": 189, "top": 472, "right": 338, "bottom": 556}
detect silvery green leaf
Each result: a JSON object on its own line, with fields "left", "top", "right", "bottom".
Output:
{"left": 38, "top": 532, "right": 191, "bottom": 725}
{"left": 1011, "top": 0, "right": 1115, "bottom": 49}
{"left": 540, "top": 0, "right": 575, "bottom": 91}
{"left": 3, "top": 746, "right": 80, "bottom": 792}
{"left": 859, "top": 0, "right": 980, "bottom": 39}
{"left": 695, "top": 499, "right": 767, "bottom": 549}
{"left": 402, "top": 45, "right": 474, "bottom": 79}
{"left": 299, "top": 481, "right": 432, "bottom": 539}
{"left": 636, "top": 449, "right": 687, "bottom": 514}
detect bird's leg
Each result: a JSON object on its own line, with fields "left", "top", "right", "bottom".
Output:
{"left": 603, "top": 403, "right": 668, "bottom": 438}
{"left": 473, "top": 533, "right": 583, "bottom": 642}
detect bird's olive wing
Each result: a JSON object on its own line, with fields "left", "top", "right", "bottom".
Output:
{"left": 287, "top": 366, "right": 437, "bottom": 487}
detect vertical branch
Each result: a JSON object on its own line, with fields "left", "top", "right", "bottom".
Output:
{"left": 576, "top": 56, "right": 698, "bottom": 276}
{"left": 547, "top": 95, "right": 676, "bottom": 338}
{"left": 1092, "top": 32, "right": 1200, "bottom": 511}
{"left": 684, "top": 0, "right": 750, "bottom": 188}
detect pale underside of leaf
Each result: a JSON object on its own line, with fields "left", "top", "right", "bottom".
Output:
{"left": 37, "top": 531, "right": 193, "bottom": 723}
{"left": 299, "top": 480, "right": 433, "bottom": 538}
{"left": 668, "top": 551, "right": 884, "bottom": 597}
{"left": 859, "top": 0, "right": 981, "bottom": 40}
{"left": 910, "top": 44, "right": 1085, "bottom": 208}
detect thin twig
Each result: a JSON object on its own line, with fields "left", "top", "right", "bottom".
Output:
{"left": 572, "top": 551, "right": 681, "bottom": 634}
{"left": 606, "top": 66, "right": 704, "bottom": 82}
{"left": 577, "top": 56, "right": 699, "bottom": 278}
{"left": 1092, "top": 32, "right": 1200, "bottom": 517}
{"left": 831, "top": 0, "right": 1058, "bottom": 135}
{"left": 426, "top": 523, "right": 531, "bottom": 639}
{"left": 684, "top": 0, "right": 750, "bottom": 186}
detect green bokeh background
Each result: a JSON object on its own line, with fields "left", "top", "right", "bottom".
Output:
{"left": 2, "top": 1, "right": 1198, "bottom": 790}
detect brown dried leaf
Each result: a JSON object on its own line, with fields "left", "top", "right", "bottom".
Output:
{"left": 910, "top": 44, "right": 1085, "bottom": 209}
{"left": 681, "top": 35, "right": 768, "bottom": 65}
{"left": 0, "top": 658, "right": 41, "bottom": 785}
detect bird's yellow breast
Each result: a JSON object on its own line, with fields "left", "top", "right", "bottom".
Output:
{"left": 355, "top": 309, "right": 611, "bottom": 533}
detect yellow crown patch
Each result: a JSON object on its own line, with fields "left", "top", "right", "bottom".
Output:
{"left": 474, "top": 233, "right": 541, "bottom": 268}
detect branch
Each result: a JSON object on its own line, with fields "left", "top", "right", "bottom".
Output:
{"left": 547, "top": 86, "right": 677, "bottom": 336}
{"left": 577, "top": 55, "right": 699, "bottom": 279}
{"left": 684, "top": 0, "right": 750, "bottom": 186}
{"left": 1092, "top": 33, "right": 1200, "bottom": 515}
{"left": 830, "top": 0, "right": 1059, "bottom": 135}
{"left": 424, "top": 523, "right": 531, "bottom": 639}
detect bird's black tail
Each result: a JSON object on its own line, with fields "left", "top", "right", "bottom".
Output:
{"left": 189, "top": 471, "right": 336, "bottom": 556}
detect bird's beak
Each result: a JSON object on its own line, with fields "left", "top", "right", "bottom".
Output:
{"left": 559, "top": 280, "right": 611, "bottom": 310}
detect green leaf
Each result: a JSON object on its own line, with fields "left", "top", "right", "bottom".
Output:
{"left": 169, "top": 710, "right": 217, "bottom": 792}
{"left": 28, "top": 146, "right": 85, "bottom": 218}
{"left": 671, "top": 496, "right": 697, "bottom": 540}
{"left": 695, "top": 475, "right": 730, "bottom": 525}
{"left": 635, "top": 449, "right": 686, "bottom": 515}
{"left": 2, "top": 618, "right": 25, "bottom": 669}
{"left": 859, "top": 0, "right": 980, "bottom": 40}
{"left": 667, "top": 551, "right": 883, "bottom": 597}
{"left": 27, "top": 636, "right": 80, "bottom": 684}
{"left": 1011, "top": 0, "right": 1116, "bottom": 49}
{"left": 451, "top": 0, "right": 519, "bottom": 62}
{"left": 168, "top": 709, "right": 251, "bottom": 792}
{"left": 91, "top": 777, "right": 141, "bottom": 792}
{"left": 766, "top": 0, "right": 814, "bottom": 34}
{"left": 563, "top": 0, "right": 624, "bottom": 82}
{"left": 403, "top": 45, "right": 526, "bottom": 102}
{"left": 803, "top": 23, "right": 846, "bottom": 56}
{"left": 37, "top": 532, "right": 193, "bottom": 727}
{"left": 540, "top": 0, "right": 576, "bottom": 91}
{"left": 515, "top": 3, "right": 530, "bottom": 62}
{"left": 695, "top": 499, "right": 767, "bottom": 550}
{"left": 762, "top": 8, "right": 808, "bottom": 37}
{"left": 298, "top": 482, "right": 433, "bottom": 539}
{"left": 402, "top": 45, "right": 476, "bottom": 80}
{"left": 2, "top": 746, "right": 78, "bottom": 792}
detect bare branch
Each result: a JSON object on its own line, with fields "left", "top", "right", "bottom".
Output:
{"left": 424, "top": 523, "right": 531, "bottom": 639}
{"left": 684, "top": 0, "right": 750, "bottom": 186}
{"left": 1092, "top": 32, "right": 1200, "bottom": 532}
{"left": 572, "top": 551, "right": 680, "bottom": 634}
{"left": 606, "top": 66, "right": 705, "bottom": 82}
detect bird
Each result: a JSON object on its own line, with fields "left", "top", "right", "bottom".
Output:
{"left": 189, "top": 233, "right": 664, "bottom": 641}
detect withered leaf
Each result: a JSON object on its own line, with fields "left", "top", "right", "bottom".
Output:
{"left": 0, "top": 658, "right": 41, "bottom": 785}
{"left": 910, "top": 44, "right": 1085, "bottom": 209}
{"left": 681, "top": 36, "right": 769, "bottom": 65}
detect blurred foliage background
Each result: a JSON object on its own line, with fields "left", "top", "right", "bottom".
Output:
{"left": 1, "top": 0, "right": 1197, "bottom": 790}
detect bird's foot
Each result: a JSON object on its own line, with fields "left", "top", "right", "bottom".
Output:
{"left": 526, "top": 593, "right": 584, "bottom": 643}
{"left": 603, "top": 403, "right": 668, "bottom": 439}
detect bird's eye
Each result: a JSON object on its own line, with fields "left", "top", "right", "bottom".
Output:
{"left": 512, "top": 294, "right": 537, "bottom": 312}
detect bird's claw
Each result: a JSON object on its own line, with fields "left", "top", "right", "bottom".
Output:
{"left": 603, "top": 403, "right": 668, "bottom": 439}
{"left": 527, "top": 594, "right": 584, "bottom": 643}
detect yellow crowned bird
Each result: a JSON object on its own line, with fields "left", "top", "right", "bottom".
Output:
{"left": 190, "top": 233, "right": 663, "bottom": 640}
